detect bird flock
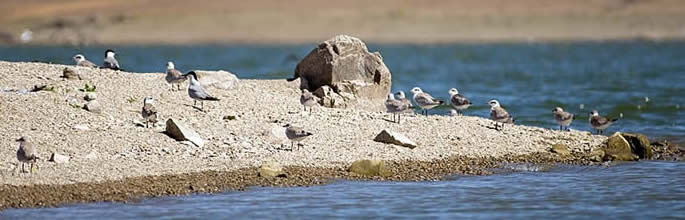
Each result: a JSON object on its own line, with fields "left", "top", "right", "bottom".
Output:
{"left": 385, "top": 87, "right": 618, "bottom": 134}
{"left": 13, "top": 48, "right": 618, "bottom": 174}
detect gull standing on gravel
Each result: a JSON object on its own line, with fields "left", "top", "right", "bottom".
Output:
{"left": 448, "top": 88, "right": 472, "bottom": 116}
{"left": 300, "top": 89, "right": 319, "bottom": 113}
{"left": 284, "top": 124, "right": 313, "bottom": 150}
{"left": 394, "top": 91, "right": 414, "bottom": 113}
{"left": 589, "top": 110, "right": 617, "bottom": 135}
{"left": 385, "top": 93, "right": 409, "bottom": 123}
{"left": 553, "top": 107, "right": 575, "bottom": 131}
{"left": 488, "top": 100, "right": 514, "bottom": 130}
{"left": 184, "top": 71, "right": 220, "bottom": 111}
{"left": 410, "top": 87, "right": 443, "bottom": 116}
{"left": 72, "top": 54, "right": 98, "bottom": 68}
{"left": 141, "top": 97, "right": 158, "bottom": 128}
{"left": 16, "top": 136, "right": 39, "bottom": 173}
{"left": 165, "top": 61, "right": 186, "bottom": 91}
{"left": 102, "top": 49, "right": 121, "bottom": 70}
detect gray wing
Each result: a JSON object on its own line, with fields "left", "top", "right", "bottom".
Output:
{"left": 556, "top": 111, "right": 574, "bottom": 121}
{"left": 104, "top": 57, "right": 120, "bottom": 69}
{"left": 415, "top": 93, "right": 441, "bottom": 106}
{"left": 142, "top": 104, "right": 157, "bottom": 120}
{"left": 286, "top": 126, "right": 312, "bottom": 139}
{"left": 80, "top": 60, "right": 98, "bottom": 68}
{"left": 385, "top": 99, "right": 405, "bottom": 112}
{"left": 188, "top": 81, "right": 213, "bottom": 100}
{"left": 166, "top": 69, "right": 186, "bottom": 83}
{"left": 451, "top": 94, "right": 471, "bottom": 106}
{"left": 490, "top": 107, "right": 511, "bottom": 121}
{"left": 591, "top": 116, "right": 608, "bottom": 127}
{"left": 19, "top": 143, "right": 38, "bottom": 160}
{"left": 300, "top": 92, "right": 319, "bottom": 105}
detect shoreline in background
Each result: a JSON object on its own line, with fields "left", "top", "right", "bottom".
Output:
{"left": 1, "top": 0, "right": 684, "bottom": 45}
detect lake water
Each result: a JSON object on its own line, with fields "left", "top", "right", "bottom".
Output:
{"left": 1, "top": 41, "right": 683, "bottom": 142}
{"left": 2, "top": 161, "right": 684, "bottom": 219}
{"left": 1, "top": 42, "right": 684, "bottom": 217}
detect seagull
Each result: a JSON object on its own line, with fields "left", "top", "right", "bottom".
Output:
{"left": 385, "top": 93, "right": 409, "bottom": 123}
{"left": 72, "top": 54, "right": 98, "bottom": 68}
{"left": 16, "top": 136, "right": 39, "bottom": 173}
{"left": 283, "top": 124, "right": 313, "bottom": 150}
{"left": 141, "top": 97, "right": 158, "bottom": 128}
{"left": 395, "top": 91, "right": 414, "bottom": 113}
{"left": 184, "top": 71, "right": 220, "bottom": 111}
{"left": 448, "top": 88, "right": 472, "bottom": 116}
{"left": 553, "top": 107, "right": 575, "bottom": 131}
{"left": 102, "top": 49, "right": 121, "bottom": 70}
{"left": 589, "top": 110, "right": 617, "bottom": 135}
{"left": 488, "top": 100, "right": 514, "bottom": 130}
{"left": 165, "top": 62, "right": 187, "bottom": 91}
{"left": 410, "top": 87, "right": 443, "bottom": 116}
{"left": 300, "top": 89, "right": 320, "bottom": 113}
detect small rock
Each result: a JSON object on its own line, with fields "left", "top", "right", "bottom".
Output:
{"left": 258, "top": 161, "right": 286, "bottom": 177}
{"left": 74, "top": 124, "right": 89, "bottom": 131}
{"left": 550, "top": 144, "right": 571, "bottom": 156}
{"left": 50, "top": 153, "right": 70, "bottom": 163}
{"left": 349, "top": 159, "right": 392, "bottom": 177}
{"left": 84, "top": 93, "right": 97, "bottom": 101}
{"left": 165, "top": 118, "right": 205, "bottom": 147}
{"left": 62, "top": 67, "right": 80, "bottom": 80}
{"left": 223, "top": 115, "right": 237, "bottom": 120}
{"left": 373, "top": 129, "right": 417, "bottom": 149}
{"left": 314, "top": 85, "right": 346, "bottom": 108}
{"left": 84, "top": 100, "right": 102, "bottom": 113}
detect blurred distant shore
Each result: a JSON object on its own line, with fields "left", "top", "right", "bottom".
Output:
{"left": 1, "top": 0, "right": 684, "bottom": 45}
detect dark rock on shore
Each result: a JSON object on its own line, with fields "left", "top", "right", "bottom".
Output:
{"left": 622, "top": 133, "right": 653, "bottom": 159}
{"left": 602, "top": 132, "right": 654, "bottom": 161}
{"left": 604, "top": 133, "right": 638, "bottom": 161}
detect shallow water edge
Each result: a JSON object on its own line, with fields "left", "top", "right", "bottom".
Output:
{"left": 1, "top": 149, "right": 682, "bottom": 210}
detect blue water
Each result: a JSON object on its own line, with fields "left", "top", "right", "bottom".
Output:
{"left": 1, "top": 41, "right": 683, "bottom": 142}
{"left": 3, "top": 161, "right": 684, "bottom": 219}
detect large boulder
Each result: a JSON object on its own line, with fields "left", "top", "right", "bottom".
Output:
{"left": 193, "top": 70, "right": 239, "bottom": 90}
{"left": 604, "top": 133, "right": 638, "bottom": 161}
{"left": 165, "top": 119, "right": 205, "bottom": 147}
{"left": 621, "top": 133, "right": 653, "bottom": 159}
{"left": 348, "top": 159, "right": 392, "bottom": 177}
{"left": 293, "top": 35, "right": 391, "bottom": 101}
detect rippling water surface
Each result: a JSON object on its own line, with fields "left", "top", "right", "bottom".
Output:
{"left": 1, "top": 41, "right": 683, "bottom": 141}
{"left": 2, "top": 161, "right": 684, "bottom": 219}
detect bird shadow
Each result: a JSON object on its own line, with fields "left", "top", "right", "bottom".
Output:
{"left": 382, "top": 118, "right": 398, "bottom": 123}
{"left": 182, "top": 104, "right": 207, "bottom": 112}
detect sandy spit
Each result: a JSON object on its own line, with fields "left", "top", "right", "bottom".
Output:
{"left": 0, "top": 61, "right": 608, "bottom": 209}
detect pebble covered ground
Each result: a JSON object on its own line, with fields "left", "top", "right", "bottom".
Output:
{"left": 0, "top": 61, "right": 607, "bottom": 188}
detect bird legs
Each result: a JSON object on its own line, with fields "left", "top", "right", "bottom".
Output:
{"left": 20, "top": 161, "right": 38, "bottom": 173}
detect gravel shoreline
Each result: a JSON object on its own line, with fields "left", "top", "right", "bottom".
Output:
{"left": 1, "top": 61, "right": 610, "bottom": 209}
